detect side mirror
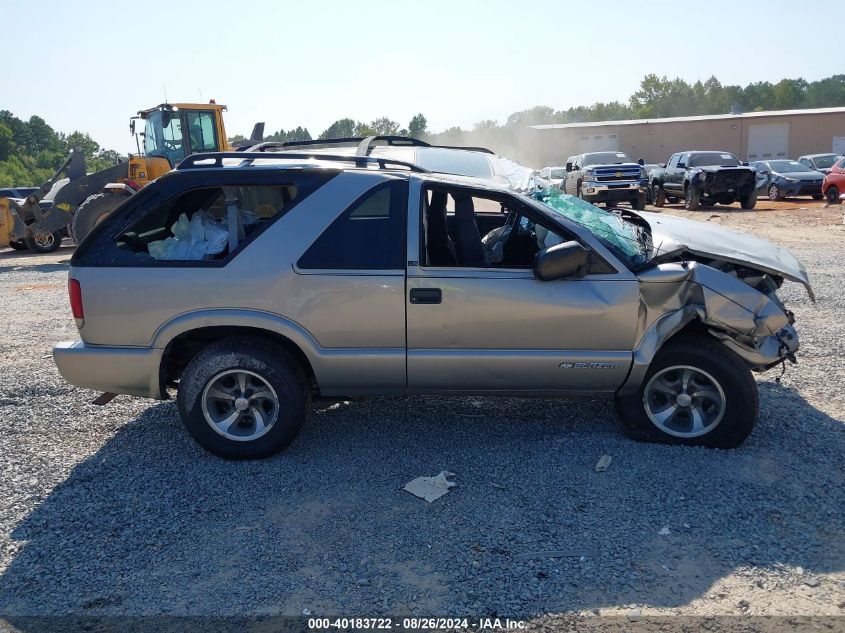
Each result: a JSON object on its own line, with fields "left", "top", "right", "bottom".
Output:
{"left": 129, "top": 119, "right": 135, "bottom": 135}
{"left": 534, "top": 241, "right": 591, "bottom": 281}
{"left": 659, "top": 162, "right": 666, "bottom": 168}
{"left": 742, "top": 161, "right": 749, "bottom": 166}
{"left": 565, "top": 163, "right": 573, "bottom": 172}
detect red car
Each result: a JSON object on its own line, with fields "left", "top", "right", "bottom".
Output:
{"left": 822, "top": 156, "right": 845, "bottom": 204}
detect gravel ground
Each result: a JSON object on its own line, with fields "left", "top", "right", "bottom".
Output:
{"left": 0, "top": 201, "right": 844, "bottom": 627}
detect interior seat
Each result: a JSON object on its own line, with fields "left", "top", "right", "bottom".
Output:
{"left": 452, "top": 195, "right": 486, "bottom": 267}
{"left": 426, "top": 191, "right": 457, "bottom": 266}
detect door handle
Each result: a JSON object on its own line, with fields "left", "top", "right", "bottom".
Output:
{"left": 410, "top": 288, "right": 442, "bottom": 304}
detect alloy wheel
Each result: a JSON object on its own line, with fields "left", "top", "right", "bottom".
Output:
{"left": 200, "top": 369, "right": 280, "bottom": 442}
{"left": 643, "top": 365, "right": 726, "bottom": 438}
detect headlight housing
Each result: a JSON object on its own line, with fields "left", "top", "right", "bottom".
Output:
{"left": 584, "top": 169, "right": 595, "bottom": 180}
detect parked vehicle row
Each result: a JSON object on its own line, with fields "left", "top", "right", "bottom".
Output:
{"left": 539, "top": 149, "right": 843, "bottom": 209}
{"left": 52, "top": 136, "right": 809, "bottom": 459}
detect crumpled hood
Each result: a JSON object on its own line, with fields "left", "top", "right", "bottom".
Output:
{"left": 637, "top": 211, "right": 814, "bottom": 300}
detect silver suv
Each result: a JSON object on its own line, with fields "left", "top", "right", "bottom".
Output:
{"left": 53, "top": 145, "right": 811, "bottom": 459}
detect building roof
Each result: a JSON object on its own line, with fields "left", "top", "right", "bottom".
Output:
{"left": 529, "top": 106, "right": 845, "bottom": 130}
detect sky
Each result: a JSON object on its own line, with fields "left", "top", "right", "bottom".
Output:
{"left": 2, "top": 0, "right": 844, "bottom": 153}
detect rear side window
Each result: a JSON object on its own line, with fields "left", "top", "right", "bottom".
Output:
{"left": 115, "top": 185, "right": 296, "bottom": 262}
{"left": 298, "top": 180, "right": 407, "bottom": 270}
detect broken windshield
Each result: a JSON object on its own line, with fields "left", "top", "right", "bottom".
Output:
{"left": 533, "top": 187, "right": 650, "bottom": 267}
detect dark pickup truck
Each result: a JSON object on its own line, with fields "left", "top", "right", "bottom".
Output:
{"left": 650, "top": 151, "right": 757, "bottom": 211}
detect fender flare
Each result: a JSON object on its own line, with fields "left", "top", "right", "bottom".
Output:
{"left": 151, "top": 308, "right": 322, "bottom": 367}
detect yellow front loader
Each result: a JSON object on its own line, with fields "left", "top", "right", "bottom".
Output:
{"left": 52, "top": 101, "right": 263, "bottom": 244}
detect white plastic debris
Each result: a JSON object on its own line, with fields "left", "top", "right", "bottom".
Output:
{"left": 404, "top": 471, "right": 456, "bottom": 503}
{"left": 148, "top": 211, "right": 229, "bottom": 260}
{"left": 658, "top": 526, "right": 671, "bottom": 536}
{"left": 595, "top": 455, "right": 612, "bottom": 472}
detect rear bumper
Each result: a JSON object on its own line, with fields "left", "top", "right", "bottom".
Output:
{"left": 53, "top": 340, "right": 165, "bottom": 399}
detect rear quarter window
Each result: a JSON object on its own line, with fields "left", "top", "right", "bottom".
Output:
{"left": 71, "top": 170, "right": 335, "bottom": 267}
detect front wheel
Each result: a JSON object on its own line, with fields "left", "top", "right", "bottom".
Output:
{"left": 684, "top": 185, "right": 701, "bottom": 211}
{"left": 630, "top": 193, "right": 646, "bottom": 210}
{"left": 177, "top": 338, "right": 310, "bottom": 459}
{"left": 615, "top": 335, "right": 758, "bottom": 448}
{"left": 652, "top": 184, "right": 666, "bottom": 207}
{"left": 826, "top": 186, "right": 841, "bottom": 205}
{"left": 23, "top": 231, "right": 63, "bottom": 253}
{"left": 740, "top": 189, "right": 757, "bottom": 210}
{"left": 768, "top": 184, "right": 783, "bottom": 201}
{"left": 8, "top": 240, "right": 27, "bottom": 251}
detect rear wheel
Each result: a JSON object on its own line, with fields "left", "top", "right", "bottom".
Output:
{"left": 826, "top": 185, "right": 841, "bottom": 205}
{"left": 23, "top": 231, "right": 62, "bottom": 253}
{"left": 615, "top": 335, "right": 758, "bottom": 448}
{"left": 768, "top": 184, "right": 783, "bottom": 201}
{"left": 740, "top": 189, "right": 757, "bottom": 210}
{"left": 652, "top": 184, "right": 666, "bottom": 207}
{"left": 177, "top": 338, "right": 310, "bottom": 459}
{"left": 684, "top": 185, "right": 701, "bottom": 211}
{"left": 72, "top": 193, "right": 128, "bottom": 245}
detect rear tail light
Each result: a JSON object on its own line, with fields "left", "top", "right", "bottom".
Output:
{"left": 68, "top": 278, "right": 84, "bottom": 326}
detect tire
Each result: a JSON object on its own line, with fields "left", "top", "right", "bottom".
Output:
{"left": 576, "top": 181, "right": 583, "bottom": 199}
{"left": 8, "top": 240, "right": 27, "bottom": 251}
{"left": 614, "top": 335, "right": 758, "bottom": 449}
{"left": 23, "top": 231, "right": 62, "bottom": 253}
{"left": 826, "top": 185, "right": 841, "bottom": 205}
{"left": 684, "top": 184, "right": 701, "bottom": 211}
{"left": 812, "top": 194, "right": 823, "bottom": 201}
{"left": 768, "top": 184, "right": 783, "bottom": 201}
{"left": 72, "top": 193, "right": 127, "bottom": 245}
{"left": 740, "top": 189, "right": 757, "bottom": 210}
{"left": 177, "top": 338, "right": 310, "bottom": 459}
{"left": 652, "top": 184, "right": 666, "bottom": 207}
{"left": 630, "top": 193, "right": 646, "bottom": 210}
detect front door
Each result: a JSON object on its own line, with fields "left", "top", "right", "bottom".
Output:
{"left": 405, "top": 182, "right": 638, "bottom": 394}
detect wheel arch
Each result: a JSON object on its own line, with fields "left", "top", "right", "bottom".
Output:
{"left": 617, "top": 310, "right": 711, "bottom": 396}
{"left": 154, "top": 311, "right": 320, "bottom": 391}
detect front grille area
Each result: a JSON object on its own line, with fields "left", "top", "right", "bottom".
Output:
{"left": 710, "top": 170, "right": 754, "bottom": 191}
{"left": 594, "top": 166, "right": 641, "bottom": 182}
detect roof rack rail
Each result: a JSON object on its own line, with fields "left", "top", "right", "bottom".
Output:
{"left": 279, "top": 135, "right": 495, "bottom": 156}
{"left": 177, "top": 151, "right": 430, "bottom": 173}
{"left": 281, "top": 135, "right": 432, "bottom": 151}
{"left": 433, "top": 144, "right": 495, "bottom": 155}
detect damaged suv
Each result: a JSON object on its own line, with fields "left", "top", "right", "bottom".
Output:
{"left": 53, "top": 148, "right": 810, "bottom": 458}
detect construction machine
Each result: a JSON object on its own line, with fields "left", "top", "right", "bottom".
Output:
{"left": 0, "top": 151, "right": 85, "bottom": 253}
{"left": 53, "top": 101, "right": 263, "bottom": 244}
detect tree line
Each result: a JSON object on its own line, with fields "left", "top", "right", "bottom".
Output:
{"left": 3, "top": 74, "right": 844, "bottom": 188}
{"left": 0, "top": 111, "right": 120, "bottom": 188}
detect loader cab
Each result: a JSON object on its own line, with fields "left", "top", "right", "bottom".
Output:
{"left": 138, "top": 103, "right": 229, "bottom": 168}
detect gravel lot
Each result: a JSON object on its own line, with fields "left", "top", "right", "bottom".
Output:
{"left": 1, "top": 200, "right": 844, "bottom": 627}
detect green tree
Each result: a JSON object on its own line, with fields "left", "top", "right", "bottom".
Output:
{"left": 0, "top": 123, "right": 12, "bottom": 161}
{"left": 408, "top": 113, "right": 428, "bottom": 138}
{"left": 369, "top": 117, "right": 400, "bottom": 135}
{"left": 65, "top": 131, "right": 100, "bottom": 158}
{"left": 319, "top": 118, "right": 356, "bottom": 139}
